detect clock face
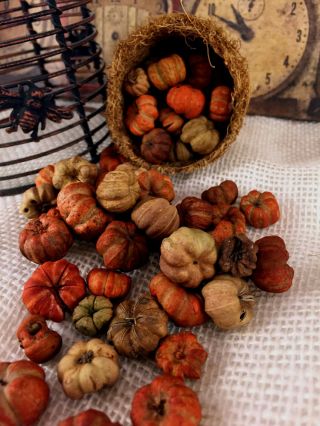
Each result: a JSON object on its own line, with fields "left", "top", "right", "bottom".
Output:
{"left": 193, "top": 0, "right": 313, "bottom": 99}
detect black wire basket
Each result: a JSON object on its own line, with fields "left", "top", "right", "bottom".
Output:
{"left": 0, "top": 0, "right": 109, "bottom": 195}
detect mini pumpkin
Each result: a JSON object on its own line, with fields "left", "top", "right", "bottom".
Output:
{"left": 96, "top": 221, "right": 149, "bottom": 272}
{"left": 209, "top": 85, "right": 233, "bottom": 122}
{"left": 140, "top": 128, "right": 172, "bottom": 164}
{"left": 131, "top": 197, "right": 180, "bottom": 239}
{"left": 57, "top": 339, "right": 120, "bottom": 400}
{"left": 131, "top": 375, "right": 201, "bottom": 426}
{"left": 251, "top": 236, "right": 294, "bottom": 293}
{"left": 58, "top": 409, "right": 122, "bottom": 426}
{"left": 202, "top": 274, "right": 255, "bottom": 330}
{"left": 57, "top": 182, "right": 111, "bottom": 239}
{"left": 177, "top": 196, "right": 214, "bottom": 230}
{"left": 240, "top": 190, "right": 281, "bottom": 228}
{"left": 17, "top": 314, "right": 62, "bottom": 363}
{"left": 52, "top": 156, "right": 98, "bottom": 189}
{"left": 124, "top": 67, "right": 150, "bottom": 97}
{"left": 107, "top": 295, "right": 168, "bottom": 358}
{"left": 149, "top": 273, "right": 207, "bottom": 327}
{"left": 174, "top": 140, "right": 193, "bottom": 162}
{"left": 160, "top": 227, "right": 217, "bottom": 288}
{"left": 0, "top": 360, "right": 49, "bottom": 426}
{"left": 155, "top": 332, "right": 208, "bottom": 379}
{"left": 22, "top": 259, "right": 86, "bottom": 322}
{"left": 19, "top": 185, "right": 57, "bottom": 219}
{"left": 180, "top": 115, "right": 220, "bottom": 155}
{"left": 35, "top": 164, "right": 55, "bottom": 187}
{"left": 19, "top": 210, "right": 73, "bottom": 264}
{"left": 135, "top": 168, "right": 175, "bottom": 201}
{"left": 188, "top": 54, "right": 213, "bottom": 89}
{"left": 96, "top": 166, "right": 141, "bottom": 212}
{"left": 72, "top": 295, "right": 113, "bottom": 337}
{"left": 159, "top": 108, "right": 184, "bottom": 133}
{"left": 99, "top": 144, "right": 126, "bottom": 172}
{"left": 125, "top": 94, "right": 159, "bottom": 136}
{"left": 167, "top": 84, "right": 205, "bottom": 119}
{"left": 202, "top": 180, "right": 238, "bottom": 205}
{"left": 147, "top": 54, "right": 186, "bottom": 90}
{"left": 210, "top": 206, "right": 246, "bottom": 246}
{"left": 87, "top": 268, "right": 131, "bottom": 299}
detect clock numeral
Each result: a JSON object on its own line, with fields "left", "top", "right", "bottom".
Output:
{"left": 265, "top": 73, "right": 271, "bottom": 85}
{"left": 290, "top": 2, "right": 297, "bottom": 15}
{"left": 208, "top": 3, "right": 216, "bottom": 16}
{"left": 296, "top": 29, "right": 302, "bottom": 42}
{"left": 283, "top": 56, "right": 290, "bottom": 68}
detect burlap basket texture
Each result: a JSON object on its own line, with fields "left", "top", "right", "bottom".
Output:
{"left": 107, "top": 13, "right": 250, "bottom": 174}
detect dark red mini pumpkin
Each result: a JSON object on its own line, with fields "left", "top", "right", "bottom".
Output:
{"left": 22, "top": 259, "right": 86, "bottom": 322}
{"left": 58, "top": 409, "right": 122, "bottom": 426}
{"left": 140, "top": 128, "right": 172, "bottom": 164}
{"left": 251, "top": 235, "right": 294, "bottom": 293}
{"left": 202, "top": 180, "right": 238, "bottom": 205}
{"left": 99, "top": 144, "right": 126, "bottom": 173}
{"left": 177, "top": 196, "right": 214, "bottom": 230}
{"left": 240, "top": 190, "right": 280, "bottom": 228}
{"left": 188, "top": 54, "right": 213, "bottom": 89}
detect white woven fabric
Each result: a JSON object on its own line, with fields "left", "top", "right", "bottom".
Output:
{"left": 0, "top": 115, "right": 319, "bottom": 426}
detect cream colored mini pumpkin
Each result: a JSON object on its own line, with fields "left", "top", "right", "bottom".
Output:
{"left": 19, "top": 185, "right": 57, "bottom": 219}
{"left": 160, "top": 227, "right": 217, "bottom": 288}
{"left": 124, "top": 67, "right": 150, "bottom": 97}
{"left": 52, "top": 156, "right": 98, "bottom": 189}
{"left": 96, "top": 166, "right": 141, "bottom": 212}
{"left": 180, "top": 116, "right": 220, "bottom": 155}
{"left": 57, "top": 338, "right": 120, "bottom": 399}
{"left": 131, "top": 197, "right": 180, "bottom": 239}
{"left": 202, "top": 274, "right": 255, "bottom": 330}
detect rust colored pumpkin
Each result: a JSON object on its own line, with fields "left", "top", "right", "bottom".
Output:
{"left": 209, "top": 85, "right": 233, "bottom": 122}
{"left": 35, "top": 164, "right": 55, "bottom": 187}
{"left": 141, "top": 128, "right": 172, "bottom": 164}
{"left": 124, "top": 67, "right": 150, "bottom": 97}
{"left": 19, "top": 210, "right": 73, "bottom": 264}
{"left": 125, "top": 94, "right": 159, "bottom": 136}
{"left": 57, "top": 182, "right": 111, "bottom": 239}
{"left": 251, "top": 236, "right": 294, "bottom": 293}
{"left": 96, "top": 221, "right": 149, "bottom": 272}
{"left": 177, "top": 196, "right": 214, "bottom": 230}
{"left": 240, "top": 190, "right": 280, "bottom": 228}
{"left": 135, "top": 168, "right": 175, "bottom": 201}
{"left": 167, "top": 84, "right": 205, "bottom": 119}
{"left": 202, "top": 180, "right": 238, "bottom": 205}
{"left": 155, "top": 332, "right": 208, "bottom": 379}
{"left": 22, "top": 259, "right": 86, "bottom": 322}
{"left": 99, "top": 144, "right": 126, "bottom": 172}
{"left": 87, "top": 268, "right": 131, "bottom": 299}
{"left": 0, "top": 360, "right": 49, "bottom": 426}
{"left": 58, "top": 409, "right": 122, "bottom": 426}
{"left": 210, "top": 206, "right": 246, "bottom": 246}
{"left": 149, "top": 273, "right": 207, "bottom": 327}
{"left": 188, "top": 54, "right": 213, "bottom": 89}
{"left": 131, "top": 375, "right": 201, "bottom": 426}
{"left": 159, "top": 108, "right": 184, "bottom": 133}
{"left": 147, "top": 54, "right": 186, "bottom": 90}
{"left": 17, "top": 314, "right": 62, "bottom": 363}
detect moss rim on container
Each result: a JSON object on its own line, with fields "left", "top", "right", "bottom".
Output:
{"left": 106, "top": 13, "right": 250, "bottom": 174}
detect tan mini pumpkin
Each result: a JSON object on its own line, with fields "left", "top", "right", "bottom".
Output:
{"left": 57, "top": 338, "right": 120, "bottom": 400}
{"left": 167, "top": 84, "right": 205, "bottom": 119}
{"left": 147, "top": 54, "right": 186, "bottom": 90}
{"left": 107, "top": 295, "right": 168, "bottom": 358}
{"left": 172, "top": 140, "right": 194, "bottom": 162}
{"left": 202, "top": 274, "right": 255, "bottom": 330}
{"left": 52, "top": 156, "right": 98, "bottom": 189}
{"left": 19, "top": 185, "right": 57, "bottom": 219}
{"left": 125, "top": 95, "right": 159, "bottom": 136}
{"left": 160, "top": 227, "right": 217, "bottom": 288}
{"left": 180, "top": 116, "right": 220, "bottom": 155}
{"left": 96, "top": 166, "right": 141, "bottom": 213}
{"left": 159, "top": 108, "right": 184, "bottom": 133}
{"left": 131, "top": 197, "right": 180, "bottom": 239}
{"left": 124, "top": 67, "right": 150, "bottom": 97}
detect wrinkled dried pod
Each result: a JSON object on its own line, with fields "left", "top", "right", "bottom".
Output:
{"left": 19, "top": 185, "right": 57, "bottom": 219}
{"left": 131, "top": 197, "right": 180, "bottom": 239}
{"left": 135, "top": 168, "right": 175, "bottom": 201}
{"left": 72, "top": 295, "right": 113, "bottom": 337}
{"left": 202, "top": 180, "right": 238, "bottom": 205}
{"left": 180, "top": 115, "right": 220, "bottom": 155}
{"left": 202, "top": 274, "right": 255, "bottom": 330}
{"left": 124, "top": 67, "right": 150, "bottom": 97}
{"left": 125, "top": 94, "right": 158, "bottom": 136}
{"left": 87, "top": 268, "right": 131, "bottom": 299}
{"left": 219, "top": 234, "right": 258, "bottom": 277}
{"left": 107, "top": 295, "right": 168, "bottom": 358}
{"left": 52, "top": 156, "right": 98, "bottom": 189}
{"left": 210, "top": 85, "right": 233, "bottom": 122}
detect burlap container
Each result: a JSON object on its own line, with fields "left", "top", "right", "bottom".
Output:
{"left": 107, "top": 13, "right": 250, "bottom": 174}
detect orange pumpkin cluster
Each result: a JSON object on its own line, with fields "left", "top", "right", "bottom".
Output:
{"left": 123, "top": 53, "right": 233, "bottom": 164}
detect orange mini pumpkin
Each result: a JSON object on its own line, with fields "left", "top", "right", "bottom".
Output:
{"left": 159, "top": 108, "right": 184, "bottom": 133}
{"left": 188, "top": 54, "right": 213, "bottom": 89}
{"left": 141, "top": 128, "right": 172, "bottom": 164}
{"left": 58, "top": 409, "right": 122, "bottom": 426}
{"left": 240, "top": 190, "right": 280, "bottom": 228}
{"left": 87, "top": 268, "right": 131, "bottom": 299}
{"left": 211, "top": 206, "right": 246, "bottom": 246}
{"left": 136, "top": 168, "right": 175, "bottom": 201}
{"left": 167, "top": 85, "right": 205, "bottom": 119}
{"left": 125, "top": 94, "right": 158, "bottom": 136}
{"left": 209, "top": 85, "right": 232, "bottom": 122}
{"left": 147, "top": 54, "right": 186, "bottom": 90}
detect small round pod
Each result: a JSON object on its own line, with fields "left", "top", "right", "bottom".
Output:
{"left": 202, "top": 274, "right": 255, "bottom": 330}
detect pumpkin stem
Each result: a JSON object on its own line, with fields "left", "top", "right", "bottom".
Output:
{"left": 150, "top": 398, "right": 166, "bottom": 417}
{"left": 175, "top": 350, "right": 185, "bottom": 360}
{"left": 77, "top": 350, "right": 94, "bottom": 364}
{"left": 0, "top": 379, "right": 7, "bottom": 386}
{"left": 27, "top": 322, "right": 42, "bottom": 335}
{"left": 125, "top": 317, "right": 137, "bottom": 326}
